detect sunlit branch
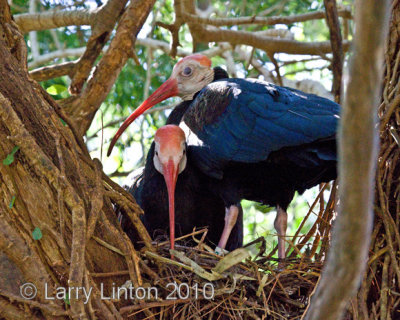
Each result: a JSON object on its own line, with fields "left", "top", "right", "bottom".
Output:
{"left": 182, "top": 8, "right": 352, "bottom": 27}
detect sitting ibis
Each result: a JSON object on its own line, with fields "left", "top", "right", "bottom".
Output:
{"left": 121, "top": 125, "right": 243, "bottom": 252}
{"left": 109, "top": 54, "right": 340, "bottom": 260}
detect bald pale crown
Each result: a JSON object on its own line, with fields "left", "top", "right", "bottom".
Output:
{"left": 172, "top": 55, "right": 214, "bottom": 101}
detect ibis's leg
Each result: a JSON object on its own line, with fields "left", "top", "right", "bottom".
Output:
{"left": 274, "top": 206, "right": 288, "bottom": 260}
{"left": 215, "top": 205, "right": 239, "bottom": 255}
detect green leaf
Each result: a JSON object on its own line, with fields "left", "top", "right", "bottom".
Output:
{"left": 3, "top": 146, "right": 20, "bottom": 166}
{"left": 46, "top": 84, "right": 67, "bottom": 95}
{"left": 3, "top": 155, "right": 14, "bottom": 166}
{"left": 32, "top": 227, "right": 43, "bottom": 240}
{"left": 9, "top": 196, "right": 16, "bottom": 209}
{"left": 60, "top": 118, "right": 67, "bottom": 126}
{"left": 11, "top": 146, "right": 19, "bottom": 155}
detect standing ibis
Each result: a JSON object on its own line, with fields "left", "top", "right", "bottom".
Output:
{"left": 122, "top": 125, "right": 243, "bottom": 252}
{"left": 109, "top": 54, "right": 340, "bottom": 260}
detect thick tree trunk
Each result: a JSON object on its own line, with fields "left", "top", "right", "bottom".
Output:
{"left": 0, "top": 3, "right": 152, "bottom": 319}
{"left": 358, "top": 1, "right": 400, "bottom": 318}
{"left": 307, "top": 0, "right": 400, "bottom": 318}
{"left": 304, "top": 0, "right": 390, "bottom": 318}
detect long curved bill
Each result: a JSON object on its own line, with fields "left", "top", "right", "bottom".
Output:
{"left": 162, "top": 159, "right": 179, "bottom": 254}
{"left": 107, "top": 78, "right": 178, "bottom": 156}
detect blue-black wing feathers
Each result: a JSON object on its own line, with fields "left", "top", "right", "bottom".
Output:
{"left": 183, "top": 78, "right": 340, "bottom": 178}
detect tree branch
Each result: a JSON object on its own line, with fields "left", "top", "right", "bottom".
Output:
{"left": 182, "top": 8, "right": 352, "bottom": 27}
{"left": 14, "top": 8, "right": 93, "bottom": 33}
{"left": 0, "top": 91, "right": 87, "bottom": 317}
{"left": 156, "top": 0, "right": 185, "bottom": 57}
{"left": 29, "top": 61, "right": 77, "bottom": 81}
{"left": 324, "top": 0, "right": 343, "bottom": 103}
{"left": 304, "top": 0, "right": 390, "bottom": 319}
{"left": 28, "top": 47, "right": 88, "bottom": 68}
{"left": 190, "top": 25, "right": 351, "bottom": 55}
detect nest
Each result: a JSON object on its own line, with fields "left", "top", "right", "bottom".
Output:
{"left": 118, "top": 242, "right": 323, "bottom": 319}
{"left": 109, "top": 184, "right": 337, "bottom": 320}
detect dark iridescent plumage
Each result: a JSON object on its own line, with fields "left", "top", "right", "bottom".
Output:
{"left": 185, "top": 79, "right": 339, "bottom": 180}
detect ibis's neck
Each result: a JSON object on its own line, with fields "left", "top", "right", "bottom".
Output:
{"left": 213, "top": 66, "right": 229, "bottom": 80}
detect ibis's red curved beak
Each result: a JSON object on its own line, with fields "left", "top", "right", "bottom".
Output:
{"left": 107, "top": 78, "right": 178, "bottom": 156}
{"left": 162, "top": 158, "right": 179, "bottom": 253}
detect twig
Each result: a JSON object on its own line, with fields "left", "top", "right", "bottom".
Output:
{"left": 91, "top": 270, "right": 130, "bottom": 277}
{"left": 324, "top": 0, "right": 343, "bottom": 103}
{"left": 380, "top": 254, "right": 390, "bottom": 320}
{"left": 28, "top": 47, "right": 91, "bottom": 68}
{"left": 92, "top": 236, "right": 125, "bottom": 256}
{"left": 267, "top": 52, "right": 282, "bottom": 86}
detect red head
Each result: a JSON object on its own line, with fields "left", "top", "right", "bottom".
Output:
{"left": 153, "top": 125, "right": 187, "bottom": 252}
{"left": 107, "top": 54, "right": 213, "bottom": 156}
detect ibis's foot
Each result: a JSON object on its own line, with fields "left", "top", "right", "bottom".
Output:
{"left": 216, "top": 205, "right": 239, "bottom": 252}
{"left": 274, "top": 206, "right": 288, "bottom": 261}
{"left": 214, "top": 246, "right": 229, "bottom": 256}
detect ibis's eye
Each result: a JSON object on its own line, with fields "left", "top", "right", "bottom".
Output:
{"left": 182, "top": 66, "right": 193, "bottom": 76}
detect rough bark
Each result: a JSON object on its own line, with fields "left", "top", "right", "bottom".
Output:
{"left": 14, "top": 9, "right": 93, "bottom": 33}
{"left": 0, "top": 2, "right": 152, "bottom": 318}
{"left": 304, "top": 0, "right": 390, "bottom": 319}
